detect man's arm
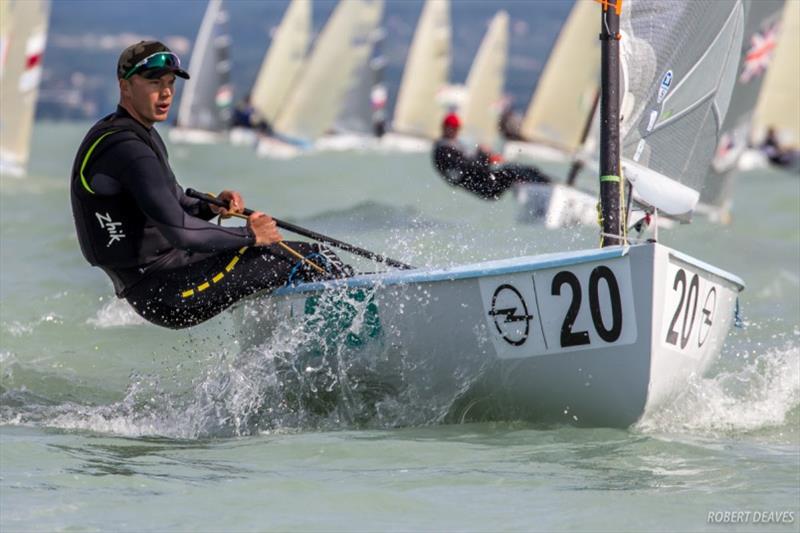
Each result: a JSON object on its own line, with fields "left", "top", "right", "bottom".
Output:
{"left": 109, "top": 146, "right": 254, "bottom": 252}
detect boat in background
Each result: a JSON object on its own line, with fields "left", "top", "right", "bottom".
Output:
{"left": 380, "top": 0, "right": 451, "bottom": 153}
{"left": 257, "top": 0, "right": 384, "bottom": 159}
{"left": 0, "top": 0, "right": 50, "bottom": 177}
{"left": 314, "top": 27, "right": 388, "bottom": 152}
{"left": 504, "top": 0, "right": 600, "bottom": 164}
{"left": 459, "top": 11, "right": 509, "bottom": 150}
{"left": 738, "top": 0, "right": 799, "bottom": 172}
{"left": 237, "top": 0, "right": 747, "bottom": 428}
{"left": 230, "top": 0, "right": 311, "bottom": 148}
{"left": 169, "top": 0, "right": 233, "bottom": 145}
{"left": 701, "top": 0, "right": 786, "bottom": 224}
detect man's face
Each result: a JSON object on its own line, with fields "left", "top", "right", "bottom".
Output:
{"left": 443, "top": 124, "right": 459, "bottom": 139}
{"left": 120, "top": 73, "right": 176, "bottom": 127}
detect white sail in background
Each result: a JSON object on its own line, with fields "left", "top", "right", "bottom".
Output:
{"left": 460, "top": 11, "right": 509, "bottom": 148}
{"left": 702, "top": 0, "right": 785, "bottom": 220}
{"left": 391, "top": 0, "right": 451, "bottom": 139}
{"left": 620, "top": 0, "right": 745, "bottom": 217}
{"left": 250, "top": 0, "right": 310, "bottom": 124}
{"left": 274, "top": 0, "right": 384, "bottom": 141}
{"left": 751, "top": 0, "right": 799, "bottom": 147}
{"left": 518, "top": 0, "right": 599, "bottom": 153}
{"left": 332, "top": 29, "right": 386, "bottom": 135}
{"left": 175, "top": 0, "right": 233, "bottom": 133}
{"left": 0, "top": 0, "right": 49, "bottom": 177}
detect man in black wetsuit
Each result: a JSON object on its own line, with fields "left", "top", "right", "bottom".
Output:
{"left": 70, "top": 41, "right": 345, "bottom": 329}
{"left": 431, "top": 112, "right": 551, "bottom": 200}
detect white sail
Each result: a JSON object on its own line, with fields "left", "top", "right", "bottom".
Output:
{"left": 751, "top": 0, "right": 799, "bottom": 147}
{"left": 274, "top": 0, "right": 384, "bottom": 141}
{"left": 332, "top": 28, "right": 386, "bottom": 135}
{"left": 176, "top": 0, "right": 233, "bottom": 133}
{"left": 460, "top": 11, "right": 509, "bottom": 148}
{"left": 702, "top": 0, "right": 785, "bottom": 220}
{"left": 250, "top": 0, "right": 310, "bottom": 124}
{"left": 391, "top": 0, "right": 451, "bottom": 139}
{"left": 620, "top": 0, "right": 746, "bottom": 217}
{"left": 518, "top": 0, "right": 600, "bottom": 153}
{"left": 0, "top": 0, "right": 49, "bottom": 177}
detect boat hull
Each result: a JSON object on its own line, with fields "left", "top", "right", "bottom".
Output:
{"left": 237, "top": 242, "right": 743, "bottom": 427}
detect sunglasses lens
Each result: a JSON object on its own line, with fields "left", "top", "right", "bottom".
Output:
{"left": 126, "top": 52, "right": 180, "bottom": 79}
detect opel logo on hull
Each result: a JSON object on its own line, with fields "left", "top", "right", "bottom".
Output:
{"left": 488, "top": 284, "right": 533, "bottom": 346}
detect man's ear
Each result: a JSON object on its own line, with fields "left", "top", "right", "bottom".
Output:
{"left": 119, "top": 78, "right": 130, "bottom": 98}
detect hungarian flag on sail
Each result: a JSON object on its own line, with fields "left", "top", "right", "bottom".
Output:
{"left": 18, "top": 31, "right": 46, "bottom": 93}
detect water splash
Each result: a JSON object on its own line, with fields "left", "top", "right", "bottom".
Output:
{"left": 637, "top": 342, "right": 800, "bottom": 436}
{"left": 87, "top": 298, "right": 147, "bottom": 328}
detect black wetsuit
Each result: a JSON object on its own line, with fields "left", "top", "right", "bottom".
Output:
{"left": 70, "top": 106, "right": 336, "bottom": 329}
{"left": 432, "top": 138, "right": 550, "bottom": 200}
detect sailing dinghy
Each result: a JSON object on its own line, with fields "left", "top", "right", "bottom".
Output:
{"left": 256, "top": 0, "right": 385, "bottom": 159}
{"left": 236, "top": 0, "right": 747, "bottom": 428}
{"left": 380, "top": 0, "right": 451, "bottom": 153}
{"left": 169, "top": 0, "right": 233, "bottom": 145}
{"left": 0, "top": 0, "right": 50, "bottom": 177}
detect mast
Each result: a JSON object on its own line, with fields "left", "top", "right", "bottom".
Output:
{"left": 598, "top": 0, "right": 622, "bottom": 247}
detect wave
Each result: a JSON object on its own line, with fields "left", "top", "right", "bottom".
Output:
{"left": 637, "top": 342, "right": 800, "bottom": 437}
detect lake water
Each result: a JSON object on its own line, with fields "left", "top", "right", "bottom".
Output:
{"left": 1, "top": 121, "right": 798, "bottom": 531}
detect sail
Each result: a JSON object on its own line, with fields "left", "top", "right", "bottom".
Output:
{"left": 519, "top": 0, "right": 600, "bottom": 153}
{"left": 176, "top": 0, "right": 233, "bottom": 132}
{"left": 275, "top": 0, "right": 384, "bottom": 140}
{"left": 620, "top": 0, "right": 746, "bottom": 217}
{"left": 460, "top": 11, "right": 509, "bottom": 148}
{"left": 391, "top": 0, "right": 451, "bottom": 139}
{"left": 333, "top": 29, "right": 386, "bottom": 134}
{"left": 751, "top": 0, "right": 799, "bottom": 147}
{"left": 250, "top": 0, "right": 310, "bottom": 124}
{"left": 0, "top": 0, "right": 49, "bottom": 177}
{"left": 702, "top": 0, "right": 785, "bottom": 215}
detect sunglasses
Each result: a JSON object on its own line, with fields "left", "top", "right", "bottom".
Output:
{"left": 123, "top": 51, "right": 181, "bottom": 80}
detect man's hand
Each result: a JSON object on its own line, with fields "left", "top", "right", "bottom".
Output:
{"left": 211, "top": 190, "right": 245, "bottom": 218}
{"left": 247, "top": 212, "right": 283, "bottom": 246}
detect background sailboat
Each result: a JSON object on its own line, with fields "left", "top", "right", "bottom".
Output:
{"left": 229, "top": 0, "right": 311, "bottom": 147}
{"left": 504, "top": 0, "right": 600, "bottom": 164}
{"left": 459, "top": 10, "right": 509, "bottom": 150}
{"left": 0, "top": 0, "right": 50, "bottom": 177}
{"left": 700, "top": 0, "right": 786, "bottom": 224}
{"left": 739, "top": 0, "right": 799, "bottom": 170}
{"left": 381, "top": 0, "right": 451, "bottom": 152}
{"left": 314, "top": 27, "right": 388, "bottom": 152}
{"left": 257, "top": 0, "right": 384, "bottom": 159}
{"left": 170, "top": 0, "right": 233, "bottom": 145}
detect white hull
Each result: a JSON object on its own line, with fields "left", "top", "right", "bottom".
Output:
{"left": 168, "top": 127, "right": 225, "bottom": 145}
{"left": 515, "top": 183, "right": 598, "bottom": 228}
{"left": 255, "top": 136, "right": 305, "bottom": 159}
{"left": 237, "top": 242, "right": 743, "bottom": 427}
{"left": 503, "top": 140, "right": 572, "bottom": 164}
{"left": 314, "top": 133, "right": 380, "bottom": 153}
{"left": 228, "top": 127, "right": 259, "bottom": 148}
{"left": 378, "top": 132, "right": 431, "bottom": 153}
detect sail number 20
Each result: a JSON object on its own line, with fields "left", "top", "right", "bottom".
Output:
{"left": 552, "top": 266, "right": 623, "bottom": 347}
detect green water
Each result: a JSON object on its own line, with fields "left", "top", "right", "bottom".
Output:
{"left": 1, "top": 122, "right": 798, "bottom": 531}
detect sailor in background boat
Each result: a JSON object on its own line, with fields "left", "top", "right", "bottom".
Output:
{"left": 231, "top": 93, "right": 273, "bottom": 136}
{"left": 69, "top": 41, "right": 348, "bottom": 329}
{"left": 432, "top": 112, "right": 552, "bottom": 200}
{"left": 759, "top": 126, "right": 797, "bottom": 168}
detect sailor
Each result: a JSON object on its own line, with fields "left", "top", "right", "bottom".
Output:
{"left": 431, "top": 112, "right": 552, "bottom": 200}
{"left": 70, "top": 41, "right": 347, "bottom": 329}
{"left": 231, "top": 93, "right": 273, "bottom": 135}
{"left": 760, "top": 126, "right": 794, "bottom": 167}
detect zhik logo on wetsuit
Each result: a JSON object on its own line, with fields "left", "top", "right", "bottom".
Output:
{"left": 95, "top": 212, "right": 126, "bottom": 247}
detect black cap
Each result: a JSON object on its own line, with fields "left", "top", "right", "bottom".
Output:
{"left": 117, "top": 40, "right": 190, "bottom": 80}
